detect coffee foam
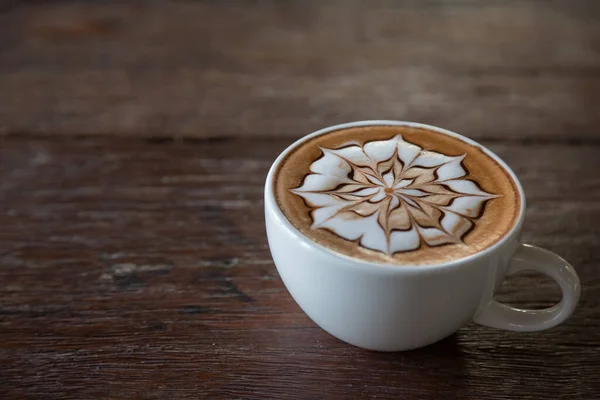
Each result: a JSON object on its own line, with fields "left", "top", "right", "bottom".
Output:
{"left": 274, "top": 125, "right": 521, "bottom": 265}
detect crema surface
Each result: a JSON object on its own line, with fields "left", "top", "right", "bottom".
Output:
{"left": 274, "top": 125, "right": 521, "bottom": 265}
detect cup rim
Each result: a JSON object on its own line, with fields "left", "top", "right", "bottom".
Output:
{"left": 265, "top": 120, "right": 526, "bottom": 271}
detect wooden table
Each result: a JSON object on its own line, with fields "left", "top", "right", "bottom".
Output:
{"left": 1, "top": 1, "right": 599, "bottom": 398}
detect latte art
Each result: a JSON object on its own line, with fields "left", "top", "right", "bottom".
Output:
{"left": 273, "top": 125, "right": 521, "bottom": 265}
{"left": 291, "top": 135, "right": 499, "bottom": 255}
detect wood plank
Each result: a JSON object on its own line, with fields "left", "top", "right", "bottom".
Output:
{"left": 1, "top": 135, "right": 599, "bottom": 399}
{"left": 1, "top": 0, "right": 599, "bottom": 139}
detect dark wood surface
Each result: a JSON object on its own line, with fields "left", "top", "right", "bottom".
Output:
{"left": 1, "top": 1, "right": 599, "bottom": 399}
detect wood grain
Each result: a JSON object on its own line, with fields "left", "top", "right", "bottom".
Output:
{"left": 1, "top": 135, "right": 599, "bottom": 399}
{"left": 0, "top": 0, "right": 599, "bottom": 139}
{"left": 1, "top": 1, "right": 600, "bottom": 398}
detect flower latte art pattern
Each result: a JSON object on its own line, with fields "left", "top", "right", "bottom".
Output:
{"left": 291, "top": 135, "right": 500, "bottom": 255}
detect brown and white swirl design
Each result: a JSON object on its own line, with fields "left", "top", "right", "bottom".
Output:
{"left": 291, "top": 134, "right": 499, "bottom": 255}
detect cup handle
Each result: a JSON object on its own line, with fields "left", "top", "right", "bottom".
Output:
{"left": 473, "top": 244, "right": 581, "bottom": 332}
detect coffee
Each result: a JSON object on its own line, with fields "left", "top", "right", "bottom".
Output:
{"left": 273, "top": 125, "right": 521, "bottom": 265}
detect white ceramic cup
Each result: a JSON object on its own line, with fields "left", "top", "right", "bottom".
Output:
{"left": 264, "top": 121, "right": 580, "bottom": 351}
